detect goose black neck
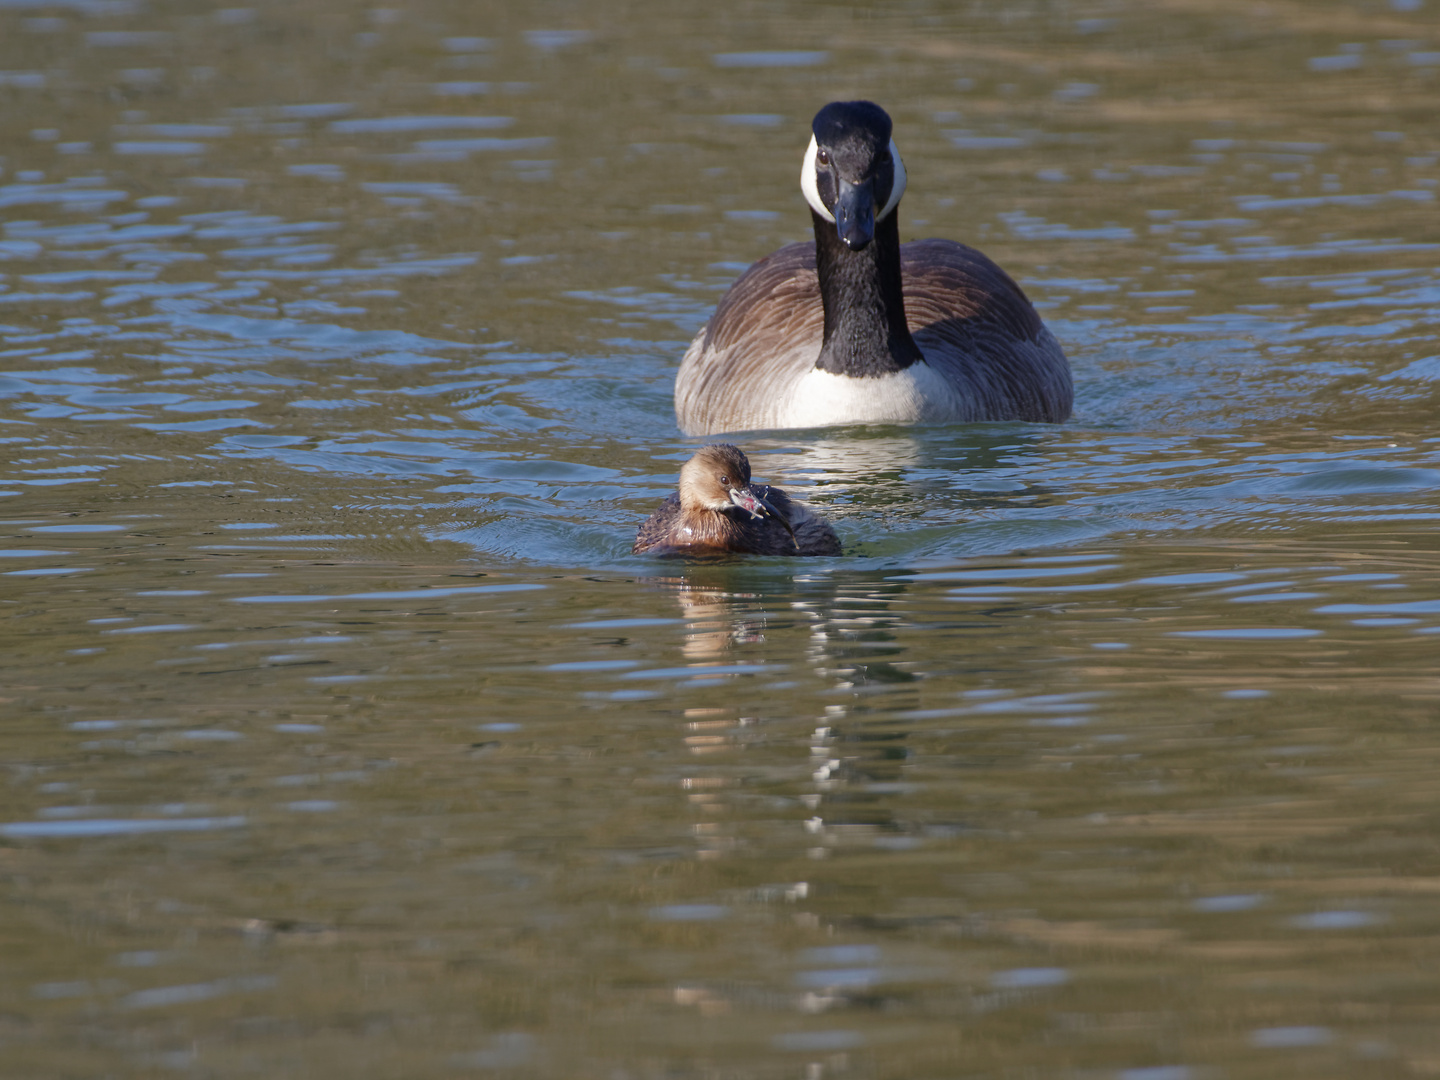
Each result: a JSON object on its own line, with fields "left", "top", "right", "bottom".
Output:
{"left": 811, "top": 208, "right": 923, "bottom": 377}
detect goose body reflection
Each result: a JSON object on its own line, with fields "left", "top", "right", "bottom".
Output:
{"left": 634, "top": 444, "right": 841, "bottom": 557}
{"left": 674, "top": 100, "right": 1072, "bottom": 436}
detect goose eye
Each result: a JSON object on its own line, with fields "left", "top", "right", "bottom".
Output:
{"left": 816, "top": 148, "right": 830, "bottom": 167}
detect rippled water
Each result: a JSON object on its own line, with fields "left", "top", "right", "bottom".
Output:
{"left": 4, "top": 1, "right": 1440, "bottom": 1076}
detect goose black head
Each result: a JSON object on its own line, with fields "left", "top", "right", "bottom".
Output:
{"left": 800, "top": 100, "right": 908, "bottom": 251}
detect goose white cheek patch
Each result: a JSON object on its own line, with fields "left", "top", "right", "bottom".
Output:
{"left": 878, "top": 138, "right": 906, "bottom": 221}
{"left": 800, "top": 135, "right": 833, "bottom": 222}
{"left": 800, "top": 135, "right": 907, "bottom": 222}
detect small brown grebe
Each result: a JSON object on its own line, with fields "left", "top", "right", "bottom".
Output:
{"left": 633, "top": 444, "right": 841, "bottom": 557}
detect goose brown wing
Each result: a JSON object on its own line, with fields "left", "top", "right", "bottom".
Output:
{"left": 703, "top": 243, "right": 822, "bottom": 353}
{"left": 675, "top": 243, "right": 824, "bottom": 434}
{"left": 901, "top": 239, "right": 1072, "bottom": 423}
{"left": 900, "top": 239, "right": 1045, "bottom": 343}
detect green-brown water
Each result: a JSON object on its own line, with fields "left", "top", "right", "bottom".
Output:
{"left": 3, "top": 1, "right": 1440, "bottom": 1076}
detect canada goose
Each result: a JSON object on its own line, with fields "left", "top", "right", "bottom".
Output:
{"left": 674, "top": 100, "right": 1072, "bottom": 436}
{"left": 633, "top": 444, "right": 841, "bottom": 557}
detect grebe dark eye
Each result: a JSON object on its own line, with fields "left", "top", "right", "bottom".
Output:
{"left": 816, "top": 148, "right": 830, "bottom": 166}
{"left": 718, "top": 475, "right": 729, "bottom": 486}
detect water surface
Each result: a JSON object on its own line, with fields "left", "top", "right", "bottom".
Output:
{"left": 3, "top": 1, "right": 1440, "bottom": 1076}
